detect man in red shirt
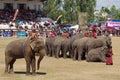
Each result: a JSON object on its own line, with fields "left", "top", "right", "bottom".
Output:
{"left": 106, "top": 47, "right": 113, "bottom": 65}
{"left": 91, "top": 25, "right": 97, "bottom": 38}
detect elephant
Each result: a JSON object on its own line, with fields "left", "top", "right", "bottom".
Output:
{"left": 72, "top": 37, "right": 91, "bottom": 60}
{"left": 86, "top": 46, "right": 109, "bottom": 62}
{"left": 86, "top": 36, "right": 112, "bottom": 54}
{"left": 52, "top": 36, "right": 65, "bottom": 58}
{"left": 4, "top": 37, "right": 46, "bottom": 75}
{"left": 69, "top": 33, "right": 84, "bottom": 58}
{"left": 73, "top": 36, "right": 112, "bottom": 61}
{"left": 61, "top": 38, "right": 70, "bottom": 58}
{"left": 45, "top": 36, "right": 56, "bottom": 57}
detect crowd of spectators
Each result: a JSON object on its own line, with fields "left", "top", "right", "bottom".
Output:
{"left": 0, "top": 8, "right": 120, "bottom": 38}
{"left": 1, "top": 22, "right": 120, "bottom": 38}
{"left": 0, "top": 7, "right": 45, "bottom": 22}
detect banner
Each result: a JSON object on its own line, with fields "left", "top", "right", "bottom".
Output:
{"left": 106, "top": 20, "right": 120, "bottom": 30}
{"left": 13, "top": 9, "right": 19, "bottom": 21}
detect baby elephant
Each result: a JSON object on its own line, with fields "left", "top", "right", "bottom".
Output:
{"left": 86, "top": 46, "right": 109, "bottom": 62}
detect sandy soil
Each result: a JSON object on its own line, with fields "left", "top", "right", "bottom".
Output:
{"left": 0, "top": 37, "right": 120, "bottom": 80}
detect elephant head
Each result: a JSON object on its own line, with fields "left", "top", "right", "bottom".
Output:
{"left": 104, "top": 36, "right": 112, "bottom": 48}
{"left": 101, "top": 46, "right": 109, "bottom": 57}
{"left": 29, "top": 38, "right": 46, "bottom": 70}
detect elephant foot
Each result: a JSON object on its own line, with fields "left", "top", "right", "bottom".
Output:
{"left": 77, "top": 58, "right": 81, "bottom": 61}
{"left": 9, "top": 71, "right": 14, "bottom": 74}
{"left": 56, "top": 57, "right": 59, "bottom": 59}
{"left": 55, "top": 56, "right": 59, "bottom": 59}
{"left": 78, "top": 59, "right": 81, "bottom": 61}
{"left": 32, "top": 73, "right": 36, "bottom": 76}
{"left": 26, "top": 72, "right": 31, "bottom": 76}
{"left": 63, "top": 55, "right": 67, "bottom": 59}
{"left": 63, "top": 57, "right": 66, "bottom": 59}
{"left": 4, "top": 71, "right": 9, "bottom": 74}
{"left": 73, "top": 59, "right": 77, "bottom": 61}
{"left": 47, "top": 54, "right": 51, "bottom": 57}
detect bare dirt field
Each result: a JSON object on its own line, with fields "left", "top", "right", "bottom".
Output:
{"left": 0, "top": 37, "right": 120, "bottom": 80}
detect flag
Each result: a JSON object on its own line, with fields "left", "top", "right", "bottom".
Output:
{"left": 13, "top": 9, "right": 19, "bottom": 21}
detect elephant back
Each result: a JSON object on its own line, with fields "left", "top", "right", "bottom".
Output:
{"left": 97, "top": 36, "right": 112, "bottom": 48}
{"left": 70, "top": 33, "right": 84, "bottom": 43}
{"left": 5, "top": 39, "right": 27, "bottom": 58}
{"left": 53, "top": 36, "right": 65, "bottom": 46}
{"left": 46, "top": 36, "right": 55, "bottom": 45}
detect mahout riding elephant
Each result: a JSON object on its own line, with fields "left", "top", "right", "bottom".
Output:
{"left": 61, "top": 38, "right": 70, "bottom": 58}
{"left": 69, "top": 33, "right": 84, "bottom": 58}
{"left": 86, "top": 46, "right": 109, "bottom": 62}
{"left": 52, "top": 36, "right": 65, "bottom": 58}
{"left": 45, "top": 36, "right": 56, "bottom": 57}
{"left": 5, "top": 37, "right": 46, "bottom": 75}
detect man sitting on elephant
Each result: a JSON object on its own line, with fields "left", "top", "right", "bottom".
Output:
{"left": 29, "top": 29, "right": 38, "bottom": 41}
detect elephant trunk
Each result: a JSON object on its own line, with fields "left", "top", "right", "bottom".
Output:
{"left": 37, "top": 49, "right": 45, "bottom": 70}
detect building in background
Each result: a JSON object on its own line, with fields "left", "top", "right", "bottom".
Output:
{"left": 0, "top": 0, "right": 46, "bottom": 11}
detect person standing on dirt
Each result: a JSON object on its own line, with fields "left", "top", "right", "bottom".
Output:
{"left": 106, "top": 46, "right": 113, "bottom": 65}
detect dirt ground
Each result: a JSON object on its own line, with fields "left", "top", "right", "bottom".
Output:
{"left": 0, "top": 37, "right": 120, "bottom": 80}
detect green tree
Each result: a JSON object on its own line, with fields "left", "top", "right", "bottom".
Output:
{"left": 43, "top": 0, "right": 96, "bottom": 24}
{"left": 86, "top": 0, "right": 96, "bottom": 22}
{"left": 43, "top": 0, "right": 63, "bottom": 21}
{"left": 63, "top": 0, "right": 77, "bottom": 24}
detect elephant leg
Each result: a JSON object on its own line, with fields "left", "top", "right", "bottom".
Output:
{"left": 56, "top": 48, "right": 60, "bottom": 58}
{"left": 25, "top": 57, "right": 31, "bottom": 75}
{"left": 63, "top": 50, "right": 67, "bottom": 59}
{"left": 78, "top": 53, "right": 82, "bottom": 61}
{"left": 78, "top": 49, "right": 82, "bottom": 61}
{"left": 37, "top": 55, "right": 44, "bottom": 70}
{"left": 61, "top": 47, "right": 65, "bottom": 58}
{"left": 47, "top": 46, "right": 51, "bottom": 57}
{"left": 5, "top": 56, "right": 12, "bottom": 73}
{"left": 52, "top": 46, "right": 55, "bottom": 57}
{"left": 9, "top": 59, "right": 16, "bottom": 74}
{"left": 100, "top": 56, "right": 106, "bottom": 62}
{"left": 31, "top": 57, "right": 36, "bottom": 75}
{"left": 55, "top": 47, "right": 60, "bottom": 58}
{"left": 86, "top": 56, "right": 90, "bottom": 62}
{"left": 70, "top": 48, "right": 73, "bottom": 58}
{"left": 45, "top": 45, "right": 49, "bottom": 56}
{"left": 5, "top": 64, "right": 9, "bottom": 74}
{"left": 73, "top": 48, "right": 77, "bottom": 60}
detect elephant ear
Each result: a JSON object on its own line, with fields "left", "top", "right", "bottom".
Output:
{"left": 101, "top": 46, "right": 107, "bottom": 51}
{"left": 102, "top": 46, "right": 109, "bottom": 54}
{"left": 30, "top": 41, "right": 36, "bottom": 50}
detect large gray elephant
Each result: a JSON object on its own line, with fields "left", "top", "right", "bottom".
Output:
{"left": 45, "top": 36, "right": 56, "bottom": 57}
{"left": 5, "top": 37, "right": 46, "bottom": 75}
{"left": 69, "top": 33, "right": 84, "bottom": 58}
{"left": 52, "top": 36, "right": 65, "bottom": 58}
{"left": 73, "top": 36, "right": 112, "bottom": 61}
{"left": 86, "top": 36, "right": 112, "bottom": 54}
{"left": 86, "top": 46, "right": 109, "bottom": 62}
{"left": 61, "top": 38, "right": 70, "bottom": 58}
{"left": 72, "top": 37, "right": 91, "bottom": 60}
